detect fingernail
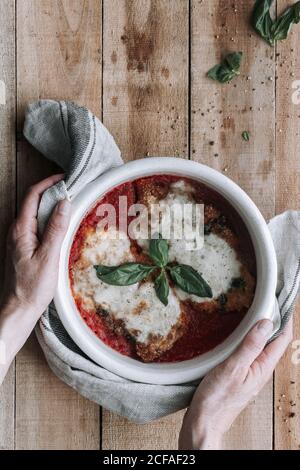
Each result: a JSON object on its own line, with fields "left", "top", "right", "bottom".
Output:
{"left": 57, "top": 198, "right": 71, "bottom": 216}
{"left": 256, "top": 319, "right": 273, "bottom": 336}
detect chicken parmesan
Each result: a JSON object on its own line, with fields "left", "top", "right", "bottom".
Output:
{"left": 69, "top": 175, "right": 256, "bottom": 363}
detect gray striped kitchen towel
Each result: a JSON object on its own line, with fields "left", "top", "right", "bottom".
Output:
{"left": 24, "top": 100, "right": 300, "bottom": 424}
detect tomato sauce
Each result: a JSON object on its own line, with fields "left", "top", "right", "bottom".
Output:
{"left": 69, "top": 175, "right": 256, "bottom": 363}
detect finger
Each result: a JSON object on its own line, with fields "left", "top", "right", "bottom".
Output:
{"left": 18, "top": 174, "right": 65, "bottom": 233}
{"left": 38, "top": 199, "right": 71, "bottom": 260}
{"left": 226, "top": 320, "right": 274, "bottom": 370}
{"left": 252, "top": 318, "right": 293, "bottom": 376}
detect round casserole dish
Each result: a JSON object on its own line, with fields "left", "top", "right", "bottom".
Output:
{"left": 54, "top": 157, "right": 279, "bottom": 385}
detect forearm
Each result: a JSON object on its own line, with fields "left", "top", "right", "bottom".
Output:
{"left": 178, "top": 408, "right": 223, "bottom": 450}
{"left": 0, "top": 299, "right": 38, "bottom": 384}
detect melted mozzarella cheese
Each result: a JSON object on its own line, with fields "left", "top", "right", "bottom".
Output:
{"left": 134, "top": 179, "right": 242, "bottom": 303}
{"left": 169, "top": 233, "right": 241, "bottom": 302}
{"left": 73, "top": 226, "right": 181, "bottom": 344}
{"left": 80, "top": 226, "right": 133, "bottom": 266}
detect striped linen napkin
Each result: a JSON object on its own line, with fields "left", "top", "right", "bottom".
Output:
{"left": 23, "top": 100, "right": 300, "bottom": 423}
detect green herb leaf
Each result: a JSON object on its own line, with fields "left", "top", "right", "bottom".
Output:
{"left": 207, "top": 52, "right": 243, "bottom": 84}
{"left": 218, "top": 293, "right": 228, "bottom": 308}
{"left": 93, "top": 265, "right": 113, "bottom": 276}
{"left": 168, "top": 264, "right": 212, "bottom": 298}
{"left": 204, "top": 223, "right": 212, "bottom": 235}
{"left": 252, "top": 0, "right": 300, "bottom": 46}
{"left": 94, "top": 263, "right": 156, "bottom": 286}
{"left": 154, "top": 271, "right": 169, "bottom": 306}
{"left": 242, "top": 131, "right": 250, "bottom": 141}
{"left": 149, "top": 235, "right": 169, "bottom": 267}
{"left": 272, "top": 2, "right": 300, "bottom": 42}
{"left": 252, "top": 0, "right": 274, "bottom": 45}
{"left": 230, "top": 277, "right": 246, "bottom": 289}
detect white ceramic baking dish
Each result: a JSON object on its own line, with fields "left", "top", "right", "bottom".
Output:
{"left": 54, "top": 157, "right": 280, "bottom": 385}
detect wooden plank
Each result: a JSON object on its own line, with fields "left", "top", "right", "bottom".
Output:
{"left": 102, "top": 0, "right": 188, "bottom": 160}
{"left": 191, "top": 0, "right": 275, "bottom": 449}
{"left": 103, "top": 411, "right": 185, "bottom": 450}
{"left": 274, "top": 0, "right": 300, "bottom": 450}
{"left": 16, "top": 0, "right": 101, "bottom": 449}
{"left": 102, "top": 0, "right": 189, "bottom": 449}
{"left": 0, "top": 0, "right": 16, "bottom": 451}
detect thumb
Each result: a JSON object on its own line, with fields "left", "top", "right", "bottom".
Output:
{"left": 228, "top": 320, "right": 274, "bottom": 369}
{"left": 39, "top": 199, "right": 71, "bottom": 259}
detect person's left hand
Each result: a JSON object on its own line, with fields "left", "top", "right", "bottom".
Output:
{"left": 0, "top": 175, "right": 71, "bottom": 379}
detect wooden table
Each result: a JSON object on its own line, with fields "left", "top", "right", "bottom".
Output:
{"left": 0, "top": 0, "right": 299, "bottom": 450}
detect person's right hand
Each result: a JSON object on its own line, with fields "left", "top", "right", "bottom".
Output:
{"left": 179, "top": 318, "right": 293, "bottom": 450}
{"left": 0, "top": 175, "right": 71, "bottom": 384}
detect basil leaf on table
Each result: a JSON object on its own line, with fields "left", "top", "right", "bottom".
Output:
{"left": 207, "top": 52, "right": 243, "bottom": 84}
{"left": 242, "top": 131, "right": 250, "bottom": 141}
{"left": 272, "top": 2, "right": 300, "bottom": 42}
{"left": 168, "top": 264, "right": 213, "bottom": 298}
{"left": 154, "top": 271, "right": 169, "bottom": 306}
{"left": 94, "top": 263, "right": 156, "bottom": 286}
{"left": 149, "top": 235, "right": 169, "bottom": 267}
{"left": 252, "top": 0, "right": 274, "bottom": 45}
{"left": 252, "top": 0, "right": 300, "bottom": 46}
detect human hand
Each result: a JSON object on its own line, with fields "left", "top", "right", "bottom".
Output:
{"left": 0, "top": 175, "right": 71, "bottom": 379}
{"left": 178, "top": 318, "right": 293, "bottom": 450}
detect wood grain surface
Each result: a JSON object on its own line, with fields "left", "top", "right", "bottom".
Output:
{"left": 274, "top": 0, "right": 300, "bottom": 451}
{"left": 0, "top": 0, "right": 16, "bottom": 451}
{"left": 15, "top": 0, "right": 101, "bottom": 450}
{"left": 0, "top": 0, "right": 299, "bottom": 450}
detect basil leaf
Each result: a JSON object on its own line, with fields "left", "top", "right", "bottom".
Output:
{"left": 230, "top": 277, "right": 246, "bottom": 289}
{"left": 93, "top": 265, "right": 113, "bottom": 276}
{"left": 94, "top": 263, "right": 156, "bottom": 286}
{"left": 149, "top": 236, "right": 169, "bottom": 267}
{"left": 218, "top": 293, "right": 228, "bottom": 308}
{"left": 154, "top": 271, "right": 169, "bottom": 306}
{"left": 242, "top": 131, "right": 250, "bottom": 141}
{"left": 207, "top": 52, "right": 243, "bottom": 83}
{"left": 225, "top": 52, "right": 243, "bottom": 71}
{"left": 252, "top": 0, "right": 274, "bottom": 45}
{"left": 168, "top": 264, "right": 212, "bottom": 298}
{"left": 272, "top": 2, "right": 300, "bottom": 42}
{"left": 252, "top": 0, "right": 300, "bottom": 45}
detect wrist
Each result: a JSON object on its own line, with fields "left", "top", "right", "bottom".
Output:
{"left": 179, "top": 407, "right": 223, "bottom": 450}
{"left": 0, "top": 298, "right": 40, "bottom": 362}
{"left": 1, "top": 294, "right": 41, "bottom": 322}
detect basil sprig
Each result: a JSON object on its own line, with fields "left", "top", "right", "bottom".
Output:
{"left": 252, "top": 0, "right": 300, "bottom": 46}
{"left": 94, "top": 236, "right": 212, "bottom": 306}
{"left": 207, "top": 52, "right": 243, "bottom": 83}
